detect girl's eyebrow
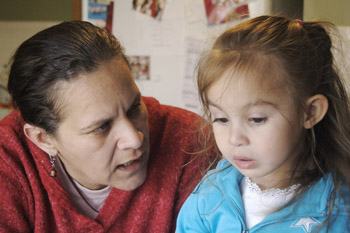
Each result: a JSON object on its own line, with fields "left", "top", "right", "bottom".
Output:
{"left": 246, "top": 99, "right": 277, "bottom": 109}
{"left": 208, "top": 99, "right": 276, "bottom": 110}
{"left": 208, "top": 100, "right": 222, "bottom": 110}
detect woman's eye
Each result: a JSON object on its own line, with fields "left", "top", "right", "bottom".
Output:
{"left": 213, "top": 118, "right": 229, "bottom": 124}
{"left": 127, "top": 102, "right": 141, "bottom": 118}
{"left": 94, "top": 121, "right": 111, "bottom": 133}
{"left": 249, "top": 117, "right": 267, "bottom": 124}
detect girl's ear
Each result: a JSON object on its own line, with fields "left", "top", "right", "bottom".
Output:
{"left": 23, "top": 123, "right": 58, "bottom": 155}
{"left": 304, "top": 94, "right": 329, "bottom": 129}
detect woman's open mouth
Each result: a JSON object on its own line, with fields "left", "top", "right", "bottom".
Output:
{"left": 116, "top": 155, "right": 144, "bottom": 172}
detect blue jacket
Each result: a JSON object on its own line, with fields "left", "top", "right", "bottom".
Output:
{"left": 176, "top": 159, "right": 350, "bottom": 233}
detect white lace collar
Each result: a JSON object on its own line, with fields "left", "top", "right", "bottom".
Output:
{"left": 242, "top": 176, "right": 300, "bottom": 198}
{"left": 240, "top": 176, "right": 300, "bottom": 229}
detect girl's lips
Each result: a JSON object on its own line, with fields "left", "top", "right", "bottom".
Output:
{"left": 233, "top": 156, "right": 256, "bottom": 169}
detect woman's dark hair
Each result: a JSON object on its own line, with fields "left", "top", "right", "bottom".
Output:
{"left": 8, "top": 20, "right": 129, "bottom": 135}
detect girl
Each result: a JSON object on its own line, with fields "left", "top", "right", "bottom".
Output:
{"left": 176, "top": 15, "right": 350, "bottom": 232}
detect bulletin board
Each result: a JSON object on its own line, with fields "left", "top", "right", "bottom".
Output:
{"left": 82, "top": 0, "right": 272, "bottom": 114}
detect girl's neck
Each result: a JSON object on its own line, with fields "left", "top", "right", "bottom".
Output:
{"left": 250, "top": 177, "right": 292, "bottom": 191}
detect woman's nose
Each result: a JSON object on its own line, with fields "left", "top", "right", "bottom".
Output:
{"left": 116, "top": 120, "right": 144, "bottom": 150}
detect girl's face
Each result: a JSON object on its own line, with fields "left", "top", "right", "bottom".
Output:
{"left": 206, "top": 69, "right": 304, "bottom": 189}
{"left": 50, "top": 59, "right": 149, "bottom": 191}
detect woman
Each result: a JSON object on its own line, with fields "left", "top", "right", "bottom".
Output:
{"left": 0, "top": 21, "right": 213, "bottom": 232}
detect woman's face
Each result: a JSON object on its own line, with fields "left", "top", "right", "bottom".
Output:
{"left": 51, "top": 59, "right": 149, "bottom": 191}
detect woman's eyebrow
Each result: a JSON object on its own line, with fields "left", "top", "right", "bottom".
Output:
{"left": 80, "top": 118, "right": 110, "bottom": 132}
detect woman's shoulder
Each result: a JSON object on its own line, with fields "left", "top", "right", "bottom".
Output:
{"left": 142, "top": 96, "right": 201, "bottom": 125}
{"left": 144, "top": 96, "right": 205, "bottom": 151}
{"left": 0, "top": 110, "right": 39, "bottom": 184}
{"left": 0, "top": 110, "right": 25, "bottom": 131}
{"left": 0, "top": 109, "right": 28, "bottom": 149}
{"left": 0, "top": 110, "right": 28, "bottom": 161}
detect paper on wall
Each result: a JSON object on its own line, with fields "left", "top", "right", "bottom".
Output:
{"left": 181, "top": 36, "right": 207, "bottom": 115}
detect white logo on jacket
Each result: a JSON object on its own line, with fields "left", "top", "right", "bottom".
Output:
{"left": 291, "top": 217, "right": 320, "bottom": 233}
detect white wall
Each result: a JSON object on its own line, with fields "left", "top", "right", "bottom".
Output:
{"left": 0, "top": 21, "right": 60, "bottom": 119}
{"left": 0, "top": 21, "right": 60, "bottom": 68}
{"left": 0, "top": 0, "right": 274, "bottom": 119}
{"left": 3, "top": 0, "right": 349, "bottom": 120}
{"left": 303, "top": 0, "right": 350, "bottom": 92}
{"left": 111, "top": 0, "right": 350, "bottom": 113}
{"left": 110, "top": 0, "right": 272, "bottom": 113}
{"left": 334, "top": 26, "right": 350, "bottom": 92}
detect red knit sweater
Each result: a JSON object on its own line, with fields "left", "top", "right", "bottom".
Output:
{"left": 0, "top": 97, "right": 212, "bottom": 233}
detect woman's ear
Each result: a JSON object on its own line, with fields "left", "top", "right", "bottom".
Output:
{"left": 23, "top": 123, "right": 57, "bottom": 155}
{"left": 304, "top": 94, "right": 328, "bottom": 129}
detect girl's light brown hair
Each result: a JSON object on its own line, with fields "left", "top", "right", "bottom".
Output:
{"left": 197, "top": 15, "right": 350, "bottom": 230}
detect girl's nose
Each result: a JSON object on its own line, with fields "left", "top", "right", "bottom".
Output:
{"left": 228, "top": 124, "right": 248, "bottom": 147}
{"left": 117, "top": 120, "right": 144, "bottom": 150}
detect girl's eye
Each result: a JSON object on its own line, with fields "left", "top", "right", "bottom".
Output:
{"left": 127, "top": 102, "right": 141, "bottom": 118}
{"left": 249, "top": 117, "right": 267, "bottom": 124}
{"left": 213, "top": 118, "right": 229, "bottom": 124}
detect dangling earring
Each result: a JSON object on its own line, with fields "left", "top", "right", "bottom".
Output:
{"left": 49, "top": 154, "right": 57, "bottom": 177}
